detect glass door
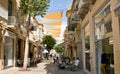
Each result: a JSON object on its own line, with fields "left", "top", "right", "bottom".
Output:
{"left": 4, "top": 37, "right": 14, "bottom": 68}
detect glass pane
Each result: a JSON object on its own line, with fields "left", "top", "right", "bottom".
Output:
{"left": 102, "top": 37, "right": 114, "bottom": 74}
{"left": 94, "top": 2, "right": 111, "bottom": 40}
{"left": 85, "top": 24, "right": 91, "bottom": 71}
{"left": 4, "top": 37, "right": 14, "bottom": 67}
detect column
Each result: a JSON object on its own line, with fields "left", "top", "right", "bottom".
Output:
{"left": 0, "top": 28, "right": 5, "bottom": 70}
{"left": 81, "top": 28, "right": 86, "bottom": 70}
{"left": 13, "top": 37, "right": 16, "bottom": 67}
{"left": 111, "top": 0, "right": 120, "bottom": 74}
{"left": 89, "top": 12, "right": 96, "bottom": 74}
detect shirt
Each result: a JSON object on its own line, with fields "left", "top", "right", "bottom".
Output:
{"left": 74, "top": 60, "right": 79, "bottom": 66}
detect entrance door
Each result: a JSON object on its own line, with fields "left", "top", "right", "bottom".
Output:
{"left": 102, "top": 38, "right": 114, "bottom": 74}
{"left": 95, "top": 41, "right": 102, "bottom": 74}
{"left": 4, "top": 37, "right": 14, "bottom": 68}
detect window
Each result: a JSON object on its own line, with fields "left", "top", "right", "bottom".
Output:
{"left": 85, "top": 24, "right": 91, "bottom": 71}
{"left": 8, "top": 0, "right": 12, "bottom": 16}
{"left": 94, "top": 2, "right": 111, "bottom": 40}
{"left": 105, "top": 20, "right": 112, "bottom": 32}
{"left": 8, "top": 0, "right": 13, "bottom": 25}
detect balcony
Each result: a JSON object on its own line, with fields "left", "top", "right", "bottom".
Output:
{"left": 68, "top": 11, "right": 80, "bottom": 31}
{"left": 70, "top": 11, "right": 80, "bottom": 24}
{"left": 77, "top": 0, "right": 96, "bottom": 20}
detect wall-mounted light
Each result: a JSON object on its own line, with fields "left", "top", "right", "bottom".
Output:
{"left": 0, "top": 21, "right": 3, "bottom": 24}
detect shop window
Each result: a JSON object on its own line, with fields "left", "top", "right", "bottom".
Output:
{"left": 85, "top": 24, "right": 91, "bottom": 71}
{"left": 102, "top": 38, "right": 114, "bottom": 74}
{"left": 4, "top": 37, "right": 14, "bottom": 67}
{"left": 94, "top": 2, "right": 111, "bottom": 40}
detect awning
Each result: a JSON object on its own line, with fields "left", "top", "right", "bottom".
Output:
{"left": 40, "top": 11, "right": 63, "bottom": 37}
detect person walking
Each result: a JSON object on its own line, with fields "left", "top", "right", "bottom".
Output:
{"left": 53, "top": 54, "right": 57, "bottom": 64}
{"left": 101, "top": 52, "right": 106, "bottom": 74}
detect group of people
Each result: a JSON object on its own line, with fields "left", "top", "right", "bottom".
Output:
{"left": 52, "top": 55, "right": 80, "bottom": 71}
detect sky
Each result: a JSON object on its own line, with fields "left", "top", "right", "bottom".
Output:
{"left": 47, "top": 0, "right": 72, "bottom": 22}
{"left": 36, "top": 0, "right": 73, "bottom": 44}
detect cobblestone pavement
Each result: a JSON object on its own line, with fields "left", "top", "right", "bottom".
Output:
{"left": 0, "top": 60, "right": 87, "bottom": 74}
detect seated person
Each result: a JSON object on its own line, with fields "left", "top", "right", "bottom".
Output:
{"left": 58, "top": 58, "right": 66, "bottom": 69}
{"left": 71, "top": 58, "right": 80, "bottom": 70}
{"left": 74, "top": 58, "right": 80, "bottom": 67}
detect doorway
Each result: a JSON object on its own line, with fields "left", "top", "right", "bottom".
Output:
{"left": 4, "top": 37, "right": 14, "bottom": 68}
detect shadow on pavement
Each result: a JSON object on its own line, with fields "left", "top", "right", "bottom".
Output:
{"left": 44, "top": 62, "right": 57, "bottom": 74}
{"left": 43, "top": 61, "right": 87, "bottom": 74}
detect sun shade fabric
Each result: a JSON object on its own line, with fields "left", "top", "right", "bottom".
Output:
{"left": 43, "top": 11, "right": 62, "bottom": 20}
{"left": 41, "top": 11, "right": 63, "bottom": 37}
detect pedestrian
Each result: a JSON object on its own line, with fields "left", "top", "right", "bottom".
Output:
{"left": 101, "top": 52, "right": 106, "bottom": 74}
{"left": 53, "top": 54, "right": 57, "bottom": 64}
{"left": 34, "top": 56, "right": 37, "bottom": 67}
{"left": 27, "top": 57, "right": 30, "bottom": 67}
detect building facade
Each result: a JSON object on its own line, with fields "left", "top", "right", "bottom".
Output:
{"left": 65, "top": 0, "right": 120, "bottom": 74}
{"left": 0, "top": 0, "right": 18, "bottom": 70}
{"left": 0, "top": 0, "right": 43, "bottom": 70}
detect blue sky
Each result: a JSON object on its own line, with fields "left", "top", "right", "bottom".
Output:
{"left": 47, "top": 0, "right": 73, "bottom": 22}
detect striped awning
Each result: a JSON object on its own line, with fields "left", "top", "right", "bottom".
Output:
{"left": 41, "top": 11, "right": 63, "bottom": 38}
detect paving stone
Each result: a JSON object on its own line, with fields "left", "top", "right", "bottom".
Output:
{"left": 0, "top": 60, "right": 87, "bottom": 74}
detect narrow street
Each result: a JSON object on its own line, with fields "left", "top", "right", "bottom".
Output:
{"left": 1, "top": 0, "right": 119, "bottom": 74}
{"left": 0, "top": 59, "right": 86, "bottom": 74}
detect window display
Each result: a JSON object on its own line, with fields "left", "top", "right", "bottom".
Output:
{"left": 85, "top": 24, "right": 90, "bottom": 71}
{"left": 4, "top": 37, "right": 14, "bottom": 67}
{"left": 94, "top": 2, "right": 114, "bottom": 74}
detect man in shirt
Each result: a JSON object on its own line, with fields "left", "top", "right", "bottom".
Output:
{"left": 71, "top": 58, "right": 80, "bottom": 70}
{"left": 74, "top": 58, "right": 80, "bottom": 66}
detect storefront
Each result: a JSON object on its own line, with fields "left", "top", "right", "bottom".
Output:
{"left": 94, "top": 1, "right": 114, "bottom": 74}
{"left": 16, "top": 37, "right": 26, "bottom": 67}
{"left": 72, "top": 0, "right": 120, "bottom": 74}
{"left": 4, "top": 30, "right": 16, "bottom": 68}
{"left": 4, "top": 36, "right": 14, "bottom": 67}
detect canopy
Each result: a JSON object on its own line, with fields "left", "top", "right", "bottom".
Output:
{"left": 41, "top": 11, "right": 63, "bottom": 38}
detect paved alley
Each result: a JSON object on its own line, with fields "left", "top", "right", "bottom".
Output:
{"left": 0, "top": 60, "right": 87, "bottom": 74}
